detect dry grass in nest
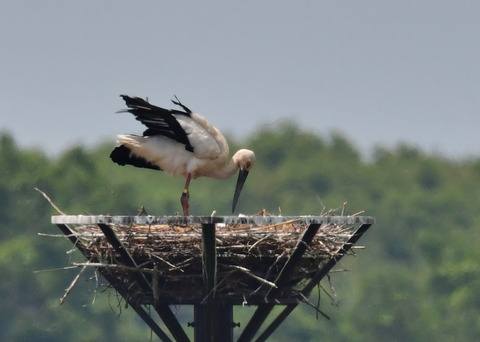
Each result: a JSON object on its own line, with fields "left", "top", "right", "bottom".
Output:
{"left": 68, "top": 218, "right": 359, "bottom": 305}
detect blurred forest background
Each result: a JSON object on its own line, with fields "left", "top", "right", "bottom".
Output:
{"left": 1, "top": 123, "right": 479, "bottom": 341}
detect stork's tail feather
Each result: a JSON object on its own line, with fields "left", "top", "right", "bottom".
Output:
{"left": 110, "top": 145, "right": 161, "bottom": 171}
{"left": 117, "top": 134, "right": 143, "bottom": 147}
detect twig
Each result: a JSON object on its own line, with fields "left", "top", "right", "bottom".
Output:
{"left": 351, "top": 210, "right": 365, "bottom": 216}
{"left": 34, "top": 187, "right": 67, "bottom": 215}
{"left": 34, "top": 266, "right": 79, "bottom": 273}
{"left": 60, "top": 265, "right": 88, "bottom": 305}
{"left": 168, "top": 257, "right": 194, "bottom": 271}
{"left": 299, "top": 293, "right": 330, "bottom": 320}
{"left": 263, "top": 250, "right": 288, "bottom": 282}
{"left": 248, "top": 233, "right": 272, "bottom": 252}
{"left": 326, "top": 274, "right": 339, "bottom": 307}
{"left": 38, "top": 232, "right": 79, "bottom": 238}
{"left": 228, "top": 264, "right": 277, "bottom": 288}
{"left": 73, "top": 262, "right": 164, "bottom": 276}
{"left": 91, "top": 270, "right": 99, "bottom": 305}
{"left": 200, "top": 271, "right": 233, "bottom": 304}
{"left": 151, "top": 254, "right": 184, "bottom": 273}
{"left": 318, "top": 284, "right": 337, "bottom": 307}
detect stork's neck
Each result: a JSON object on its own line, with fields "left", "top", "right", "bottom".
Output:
{"left": 207, "top": 158, "right": 238, "bottom": 180}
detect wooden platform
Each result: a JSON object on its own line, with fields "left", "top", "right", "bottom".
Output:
{"left": 51, "top": 215, "right": 374, "bottom": 342}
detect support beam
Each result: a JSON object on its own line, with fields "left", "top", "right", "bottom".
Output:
{"left": 301, "top": 223, "right": 373, "bottom": 296}
{"left": 194, "top": 303, "right": 233, "bottom": 342}
{"left": 201, "top": 223, "right": 217, "bottom": 298}
{"left": 254, "top": 305, "right": 294, "bottom": 342}
{"left": 238, "top": 223, "right": 321, "bottom": 342}
{"left": 254, "top": 223, "right": 373, "bottom": 342}
{"left": 153, "top": 304, "right": 190, "bottom": 342}
{"left": 97, "top": 223, "right": 151, "bottom": 291}
{"left": 55, "top": 223, "right": 91, "bottom": 257}
{"left": 267, "top": 224, "right": 321, "bottom": 298}
{"left": 56, "top": 224, "right": 172, "bottom": 342}
{"left": 201, "top": 223, "right": 217, "bottom": 341}
{"left": 194, "top": 223, "right": 234, "bottom": 341}
{"left": 97, "top": 223, "right": 190, "bottom": 342}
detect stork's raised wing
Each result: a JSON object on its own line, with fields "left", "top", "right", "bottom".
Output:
{"left": 119, "top": 95, "right": 194, "bottom": 152}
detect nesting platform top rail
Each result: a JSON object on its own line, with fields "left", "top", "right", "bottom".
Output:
{"left": 51, "top": 215, "right": 375, "bottom": 226}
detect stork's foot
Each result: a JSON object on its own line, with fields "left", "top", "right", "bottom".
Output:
{"left": 180, "top": 188, "right": 190, "bottom": 216}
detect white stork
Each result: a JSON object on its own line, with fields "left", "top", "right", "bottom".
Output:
{"left": 110, "top": 95, "right": 255, "bottom": 216}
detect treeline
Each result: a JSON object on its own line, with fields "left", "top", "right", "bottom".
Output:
{"left": 0, "top": 124, "right": 479, "bottom": 341}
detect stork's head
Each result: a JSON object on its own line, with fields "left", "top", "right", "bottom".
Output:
{"left": 232, "top": 149, "right": 255, "bottom": 213}
{"left": 233, "top": 149, "right": 256, "bottom": 172}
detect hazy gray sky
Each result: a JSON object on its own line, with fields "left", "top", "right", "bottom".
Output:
{"left": 2, "top": 1, "right": 479, "bottom": 158}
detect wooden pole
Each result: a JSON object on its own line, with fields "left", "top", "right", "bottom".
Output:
{"left": 194, "top": 223, "right": 234, "bottom": 342}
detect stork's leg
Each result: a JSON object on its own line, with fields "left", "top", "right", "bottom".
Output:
{"left": 180, "top": 173, "right": 192, "bottom": 216}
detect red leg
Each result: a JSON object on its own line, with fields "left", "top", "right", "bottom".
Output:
{"left": 180, "top": 173, "right": 192, "bottom": 216}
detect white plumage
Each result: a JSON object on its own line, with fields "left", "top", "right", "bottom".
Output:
{"left": 110, "top": 95, "right": 255, "bottom": 215}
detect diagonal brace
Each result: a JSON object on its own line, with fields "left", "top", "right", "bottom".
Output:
{"left": 56, "top": 224, "right": 173, "bottom": 342}
{"left": 254, "top": 223, "right": 373, "bottom": 342}
{"left": 97, "top": 223, "right": 190, "bottom": 342}
{"left": 237, "top": 223, "right": 321, "bottom": 342}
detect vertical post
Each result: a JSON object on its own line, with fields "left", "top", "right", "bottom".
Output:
{"left": 202, "top": 223, "right": 217, "bottom": 297}
{"left": 194, "top": 223, "right": 234, "bottom": 342}
{"left": 214, "top": 303, "right": 234, "bottom": 342}
{"left": 194, "top": 303, "right": 233, "bottom": 342}
{"left": 195, "top": 223, "right": 216, "bottom": 342}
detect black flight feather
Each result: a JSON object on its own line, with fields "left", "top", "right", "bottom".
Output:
{"left": 119, "top": 95, "right": 194, "bottom": 153}
{"left": 110, "top": 145, "right": 161, "bottom": 171}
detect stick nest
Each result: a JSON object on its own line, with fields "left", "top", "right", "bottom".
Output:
{"left": 70, "top": 218, "right": 358, "bottom": 305}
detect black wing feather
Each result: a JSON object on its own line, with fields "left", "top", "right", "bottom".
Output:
{"left": 110, "top": 145, "right": 161, "bottom": 171}
{"left": 119, "top": 95, "right": 194, "bottom": 152}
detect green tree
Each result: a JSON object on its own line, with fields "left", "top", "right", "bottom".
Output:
{"left": 1, "top": 125, "right": 479, "bottom": 341}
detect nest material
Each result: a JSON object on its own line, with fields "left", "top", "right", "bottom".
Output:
{"left": 71, "top": 219, "right": 357, "bottom": 305}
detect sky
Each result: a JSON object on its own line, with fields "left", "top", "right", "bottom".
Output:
{"left": 1, "top": 1, "right": 480, "bottom": 159}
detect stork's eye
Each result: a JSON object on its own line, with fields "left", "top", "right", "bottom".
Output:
{"left": 246, "top": 161, "right": 251, "bottom": 169}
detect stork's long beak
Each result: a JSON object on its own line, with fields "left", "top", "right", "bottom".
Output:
{"left": 232, "top": 169, "right": 249, "bottom": 213}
